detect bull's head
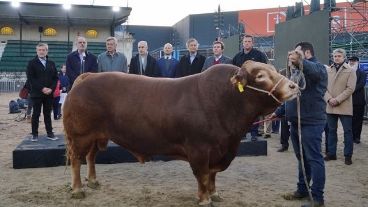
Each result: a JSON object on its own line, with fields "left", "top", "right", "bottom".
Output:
{"left": 230, "top": 60, "right": 298, "bottom": 103}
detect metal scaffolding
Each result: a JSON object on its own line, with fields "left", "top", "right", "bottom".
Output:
{"left": 330, "top": 0, "right": 368, "bottom": 59}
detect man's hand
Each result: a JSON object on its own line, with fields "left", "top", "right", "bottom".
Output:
{"left": 288, "top": 47, "right": 304, "bottom": 68}
{"left": 328, "top": 98, "right": 339, "bottom": 107}
{"left": 42, "top": 87, "right": 52, "bottom": 95}
{"left": 269, "top": 113, "right": 278, "bottom": 119}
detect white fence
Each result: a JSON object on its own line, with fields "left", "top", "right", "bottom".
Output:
{"left": 0, "top": 79, "right": 26, "bottom": 92}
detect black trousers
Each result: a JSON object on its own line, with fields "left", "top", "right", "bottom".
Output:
{"left": 280, "top": 117, "right": 290, "bottom": 148}
{"left": 31, "top": 96, "right": 53, "bottom": 136}
{"left": 352, "top": 104, "right": 365, "bottom": 142}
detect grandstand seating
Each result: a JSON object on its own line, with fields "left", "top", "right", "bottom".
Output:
{"left": 0, "top": 40, "right": 106, "bottom": 72}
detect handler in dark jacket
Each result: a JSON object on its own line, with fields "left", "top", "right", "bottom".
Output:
{"left": 272, "top": 42, "right": 327, "bottom": 207}
{"left": 26, "top": 43, "right": 58, "bottom": 142}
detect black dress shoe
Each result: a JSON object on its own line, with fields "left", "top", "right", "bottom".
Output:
{"left": 301, "top": 200, "right": 324, "bottom": 207}
{"left": 324, "top": 155, "right": 337, "bottom": 161}
{"left": 282, "top": 191, "right": 309, "bottom": 200}
{"left": 277, "top": 146, "right": 288, "bottom": 152}
{"left": 353, "top": 140, "right": 360, "bottom": 144}
{"left": 345, "top": 157, "right": 352, "bottom": 165}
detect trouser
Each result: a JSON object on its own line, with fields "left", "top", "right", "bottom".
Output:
{"left": 280, "top": 117, "right": 290, "bottom": 148}
{"left": 272, "top": 120, "right": 280, "bottom": 133}
{"left": 290, "top": 122, "right": 325, "bottom": 203}
{"left": 26, "top": 94, "right": 33, "bottom": 116}
{"left": 53, "top": 96, "right": 60, "bottom": 119}
{"left": 324, "top": 123, "right": 329, "bottom": 154}
{"left": 31, "top": 96, "right": 53, "bottom": 136}
{"left": 326, "top": 114, "right": 353, "bottom": 157}
{"left": 352, "top": 105, "right": 365, "bottom": 142}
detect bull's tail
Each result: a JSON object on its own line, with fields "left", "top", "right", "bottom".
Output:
{"left": 64, "top": 129, "right": 73, "bottom": 173}
{"left": 71, "top": 73, "right": 91, "bottom": 89}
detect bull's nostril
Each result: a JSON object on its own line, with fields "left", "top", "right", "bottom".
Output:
{"left": 289, "top": 83, "right": 296, "bottom": 89}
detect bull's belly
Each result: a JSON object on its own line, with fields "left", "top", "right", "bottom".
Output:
{"left": 110, "top": 138, "right": 188, "bottom": 163}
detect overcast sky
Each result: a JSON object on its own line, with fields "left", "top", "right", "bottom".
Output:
{"left": 2, "top": 0, "right": 347, "bottom": 26}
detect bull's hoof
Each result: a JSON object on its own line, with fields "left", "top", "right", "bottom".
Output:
{"left": 198, "top": 199, "right": 213, "bottom": 207}
{"left": 87, "top": 180, "right": 100, "bottom": 189}
{"left": 210, "top": 192, "right": 223, "bottom": 202}
{"left": 71, "top": 190, "right": 86, "bottom": 199}
{"left": 65, "top": 183, "right": 73, "bottom": 192}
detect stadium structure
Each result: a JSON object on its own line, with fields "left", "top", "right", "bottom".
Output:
{"left": 0, "top": 1, "right": 367, "bottom": 91}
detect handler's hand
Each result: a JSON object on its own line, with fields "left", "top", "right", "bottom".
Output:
{"left": 288, "top": 47, "right": 304, "bottom": 68}
{"left": 269, "top": 113, "right": 278, "bottom": 119}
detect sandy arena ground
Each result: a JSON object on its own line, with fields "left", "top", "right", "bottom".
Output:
{"left": 0, "top": 92, "right": 367, "bottom": 207}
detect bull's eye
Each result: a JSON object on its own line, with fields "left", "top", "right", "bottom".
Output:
{"left": 256, "top": 74, "right": 263, "bottom": 79}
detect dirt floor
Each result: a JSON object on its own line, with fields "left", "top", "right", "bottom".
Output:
{"left": 0, "top": 92, "right": 367, "bottom": 207}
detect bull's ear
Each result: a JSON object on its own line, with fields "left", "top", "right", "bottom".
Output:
{"left": 230, "top": 69, "right": 247, "bottom": 87}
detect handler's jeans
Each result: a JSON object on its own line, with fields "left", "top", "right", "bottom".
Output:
{"left": 326, "top": 114, "right": 353, "bottom": 157}
{"left": 290, "top": 122, "right": 325, "bottom": 203}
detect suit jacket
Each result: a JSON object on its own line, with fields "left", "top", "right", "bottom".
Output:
{"left": 66, "top": 50, "right": 98, "bottom": 85}
{"left": 156, "top": 57, "right": 179, "bottom": 78}
{"left": 201, "top": 55, "right": 232, "bottom": 71}
{"left": 325, "top": 62, "right": 357, "bottom": 115}
{"left": 175, "top": 53, "right": 206, "bottom": 78}
{"left": 26, "top": 56, "right": 58, "bottom": 98}
{"left": 353, "top": 68, "right": 367, "bottom": 105}
{"left": 129, "top": 53, "right": 158, "bottom": 77}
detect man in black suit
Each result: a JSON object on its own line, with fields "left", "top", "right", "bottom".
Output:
{"left": 66, "top": 36, "right": 98, "bottom": 86}
{"left": 175, "top": 38, "right": 206, "bottom": 78}
{"left": 349, "top": 56, "right": 367, "bottom": 144}
{"left": 26, "top": 43, "right": 58, "bottom": 141}
{"left": 129, "top": 40, "right": 158, "bottom": 77}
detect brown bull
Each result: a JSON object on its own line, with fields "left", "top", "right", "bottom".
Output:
{"left": 63, "top": 61, "right": 298, "bottom": 206}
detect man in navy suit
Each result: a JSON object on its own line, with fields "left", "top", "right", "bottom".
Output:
{"left": 66, "top": 36, "right": 98, "bottom": 86}
{"left": 26, "top": 43, "right": 58, "bottom": 142}
{"left": 156, "top": 43, "right": 178, "bottom": 78}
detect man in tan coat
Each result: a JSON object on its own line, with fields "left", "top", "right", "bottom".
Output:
{"left": 324, "top": 48, "right": 356, "bottom": 165}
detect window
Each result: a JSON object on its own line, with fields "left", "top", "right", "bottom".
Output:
{"left": 0, "top": 26, "right": 14, "bottom": 35}
{"left": 44, "top": 27, "right": 57, "bottom": 36}
{"left": 86, "top": 29, "right": 98, "bottom": 38}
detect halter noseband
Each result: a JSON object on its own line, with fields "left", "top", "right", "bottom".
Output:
{"left": 238, "top": 76, "right": 286, "bottom": 104}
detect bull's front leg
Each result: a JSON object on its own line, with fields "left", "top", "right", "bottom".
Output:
{"left": 70, "top": 157, "right": 85, "bottom": 199}
{"left": 194, "top": 171, "right": 212, "bottom": 206}
{"left": 188, "top": 150, "right": 212, "bottom": 206}
{"left": 86, "top": 144, "right": 100, "bottom": 189}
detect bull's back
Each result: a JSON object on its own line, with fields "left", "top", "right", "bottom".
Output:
{"left": 63, "top": 72, "right": 203, "bottom": 152}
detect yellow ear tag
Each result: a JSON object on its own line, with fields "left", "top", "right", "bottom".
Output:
{"left": 237, "top": 82, "right": 244, "bottom": 93}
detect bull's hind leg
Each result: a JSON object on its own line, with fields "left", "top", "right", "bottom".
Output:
{"left": 86, "top": 142, "right": 100, "bottom": 189}
{"left": 70, "top": 157, "right": 85, "bottom": 199}
{"left": 208, "top": 171, "right": 223, "bottom": 202}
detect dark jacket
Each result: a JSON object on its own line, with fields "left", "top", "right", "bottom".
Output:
{"left": 58, "top": 72, "right": 71, "bottom": 93}
{"left": 232, "top": 48, "right": 268, "bottom": 66}
{"left": 129, "top": 53, "right": 158, "bottom": 77}
{"left": 66, "top": 50, "right": 98, "bottom": 85}
{"left": 26, "top": 56, "right": 58, "bottom": 98}
{"left": 175, "top": 53, "right": 206, "bottom": 78}
{"left": 353, "top": 68, "right": 367, "bottom": 106}
{"left": 275, "top": 57, "right": 327, "bottom": 125}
